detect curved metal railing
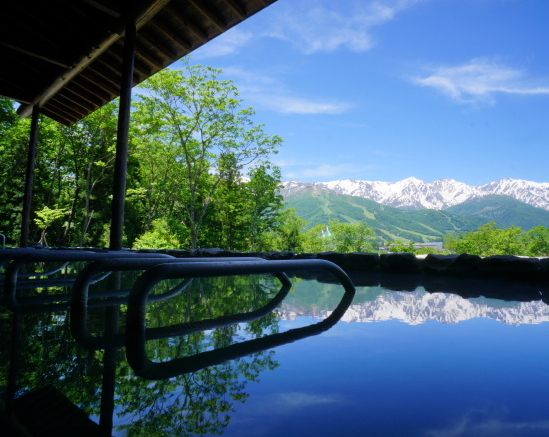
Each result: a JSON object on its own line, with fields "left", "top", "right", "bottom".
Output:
{"left": 125, "top": 259, "right": 355, "bottom": 380}
{"left": 70, "top": 257, "right": 290, "bottom": 349}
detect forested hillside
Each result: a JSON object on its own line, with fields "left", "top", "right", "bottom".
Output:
{"left": 283, "top": 186, "right": 549, "bottom": 243}
{"left": 445, "top": 195, "right": 549, "bottom": 229}
{"left": 283, "top": 187, "right": 488, "bottom": 242}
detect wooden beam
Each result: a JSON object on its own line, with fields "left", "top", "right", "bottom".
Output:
{"left": 147, "top": 20, "right": 191, "bottom": 53}
{"left": 80, "top": 0, "right": 122, "bottom": 18}
{"left": 17, "top": 0, "right": 170, "bottom": 120}
{"left": 223, "top": 0, "right": 247, "bottom": 19}
{"left": 187, "top": 0, "right": 226, "bottom": 31}
{"left": 0, "top": 41, "right": 70, "bottom": 68}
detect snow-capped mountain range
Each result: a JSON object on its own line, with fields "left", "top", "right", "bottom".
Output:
{"left": 280, "top": 291, "right": 549, "bottom": 326}
{"left": 281, "top": 177, "right": 549, "bottom": 211}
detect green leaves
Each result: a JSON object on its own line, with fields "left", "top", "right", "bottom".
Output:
{"left": 133, "top": 62, "right": 283, "bottom": 249}
{"left": 447, "top": 222, "right": 549, "bottom": 256}
{"left": 34, "top": 206, "right": 67, "bottom": 229}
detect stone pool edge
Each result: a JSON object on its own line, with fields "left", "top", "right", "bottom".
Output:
{"left": 133, "top": 249, "right": 549, "bottom": 283}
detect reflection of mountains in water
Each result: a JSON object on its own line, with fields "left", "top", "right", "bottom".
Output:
{"left": 280, "top": 291, "right": 549, "bottom": 326}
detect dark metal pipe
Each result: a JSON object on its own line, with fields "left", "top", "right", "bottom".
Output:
{"left": 3, "top": 251, "right": 172, "bottom": 312}
{"left": 125, "top": 259, "right": 356, "bottom": 379}
{"left": 109, "top": 18, "right": 136, "bottom": 250}
{"left": 20, "top": 106, "right": 39, "bottom": 247}
{"left": 70, "top": 257, "right": 285, "bottom": 349}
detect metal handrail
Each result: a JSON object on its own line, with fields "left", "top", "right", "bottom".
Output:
{"left": 0, "top": 248, "right": 51, "bottom": 273}
{"left": 70, "top": 257, "right": 290, "bottom": 350}
{"left": 125, "top": 259, "right": 355, "bottom": 379}
{"left": 2, "top": 251, "right": 173, "bottom": 312}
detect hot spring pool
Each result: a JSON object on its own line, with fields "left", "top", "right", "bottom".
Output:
{"left": 2, "top": 271, "right": 549, "bottom": 436}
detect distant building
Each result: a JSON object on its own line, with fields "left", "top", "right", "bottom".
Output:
{"left": 412, "top": 242, "right": 443, "bottom": 251}
{"left": 379, "top": 241, "right": 444, "bottom": 252}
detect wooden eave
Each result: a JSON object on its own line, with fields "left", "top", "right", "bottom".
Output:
{"left": 0, "top": 0, "right": 276, "bottom": 126}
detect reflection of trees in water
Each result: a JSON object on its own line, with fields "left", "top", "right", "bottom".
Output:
{"left": 0, "top": 274, "right": 284, "bottom": 436}
{"left": 116, "top": 275, "right": 282, "bottom": 436}
{"left": 0, "top": 310, "right": 104, "bottom": 411}
{"left": 116, "top": 350, "right": 278, "bottom": 436}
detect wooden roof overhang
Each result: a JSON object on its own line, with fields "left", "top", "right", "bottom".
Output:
{"left": 1, "top": 0, "right": 277, "bottom": 126}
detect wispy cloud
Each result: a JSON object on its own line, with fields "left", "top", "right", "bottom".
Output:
{"left": 413, "top": 58, "right": 549, "bottom": 105}
{"left": 266, "top": 0, "right": 428, "bottom": 54}
{"left": 220, "top": 67, "right": 352, "bottom": 115}
{"left": 254, "top": 95, "right": 352, "bottom": 114}
{"left": 193, "top": 1, "right": 427, "bottom": 58}
{"left": 193, "top": 28, "right": 253, "bottom": 58}
{"left": 423, "top": 414, "right": 549, "bottom": 437}
{"left": 253, "top": 392, "right": 345, "bottom": 414}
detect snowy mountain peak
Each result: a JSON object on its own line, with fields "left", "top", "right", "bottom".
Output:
{"left": 281, "top": 177, "right": 549, "bottom": 211}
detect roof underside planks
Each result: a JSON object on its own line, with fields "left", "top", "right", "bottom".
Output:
{"left": 0, "top": 0, "right": 276, "bottom": 126}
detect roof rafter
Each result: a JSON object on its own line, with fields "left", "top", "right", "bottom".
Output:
{"left": 2, "top": 0, "right": 277, "bottom": 125}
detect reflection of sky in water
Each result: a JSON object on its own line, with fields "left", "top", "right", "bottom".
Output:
{"left": 220, "top": 316, "right": 549, "bottom": 437}
{"left": 216, "top": 277, "right": 549, "bottom": 437}
{"left": 4, "top": 274, "right": 549, "bottom": 437}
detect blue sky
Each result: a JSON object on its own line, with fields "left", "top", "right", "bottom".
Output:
{"left": 184, "top": 0, "right": 549, "bottom": 186}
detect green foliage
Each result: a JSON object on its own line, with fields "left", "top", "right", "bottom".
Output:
{"left": 132, "top": 219, "right": 180, "bottom": 249}
{"left": 267, "top": 218, "right": 377, "bottom": 253}
{"left": 329, "top": 220, "right": 377, "bottom": 253}
{"left": 34, "top": 206, "right": 67, "bottom": 246}
{"left": 448, "top": 222, "right": 528, "bottom": 256}
{"left": 524, "top": 226, "right": 549, "bottom": 256}
{"left": 0, "top": 63, "right": 283, "bottom": 249}
{"left": 386, "top": 240, "right": 417, "bottom": 253}
{"left": 302, "top": 224, "right": 330, "bottom": 253}
{"left": 265, "top": 209, "right": 305, "bottom": 252}
{"left": 134, "top": 62, "right": 282, "bottom": 250}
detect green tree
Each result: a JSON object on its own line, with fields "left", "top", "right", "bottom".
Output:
{"left": 58, "top": 101, "right": 118, "bottom": 246}
{"left": 523, "top": 226, "right": 549, "bottom": 256}
{"left": 267, "top": 209, "right": 305, "bottom": 252}
{"left": 386, "top": 240, "right": 444, "bottom": 254}
{"left": 329, "top": 220, "right": 376, "bottom": 252}
{"left": 134, "top": 62, "right": 282, "bottom": 249}
{"left": 450, "top": 222, "right": 525, "bottom": 256}
{"left": 386, "top": 240, "right": 416, "bottom": 253}
{"left": 0, "top": 109, "right": 29, "bottom": 245}
{"left": 34, "top": 206, "right": 67, "bottom": 246}
{"left": 245, "top": 164, "right": 283, "bottom": 251}
{"left": 302, "top": 224, "right": 330, "bottom": 253}
{"left": 132, "top": 218, "right": 180, "bottom": 249}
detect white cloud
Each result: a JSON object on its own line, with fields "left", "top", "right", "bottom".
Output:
{"left": 423, "top": 415, "right": 549, "bottom": 437}
{"left": 255, "top": 95, "right": 352, "bottom": 114}
{"left": 266, "top": 0, "right": 428, "bottom": 54}
{"left": 413, "top": 58, "right": 549, "bottom": 105}
{"left": 193, "top": 28, "right": 253, "bottom": 59}
{"left": 192, "top": 1, "right": 428, "bottom": 57}
{"left": 220, "top": 67, "right": 352, "bottom": 115}
{"left": 259, "top": 392, "right": 345, "bottom": 414}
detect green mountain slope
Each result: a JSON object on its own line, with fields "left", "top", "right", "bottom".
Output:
{"left": 283, "top": 188, "right": 488, "bottom": 242}
{"left": 445, "top": 195, "right": 549, "bottom": 230}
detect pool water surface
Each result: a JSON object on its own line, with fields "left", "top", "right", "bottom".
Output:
{"left": 1, "top": 272, "right": 549, "bottom": 436}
